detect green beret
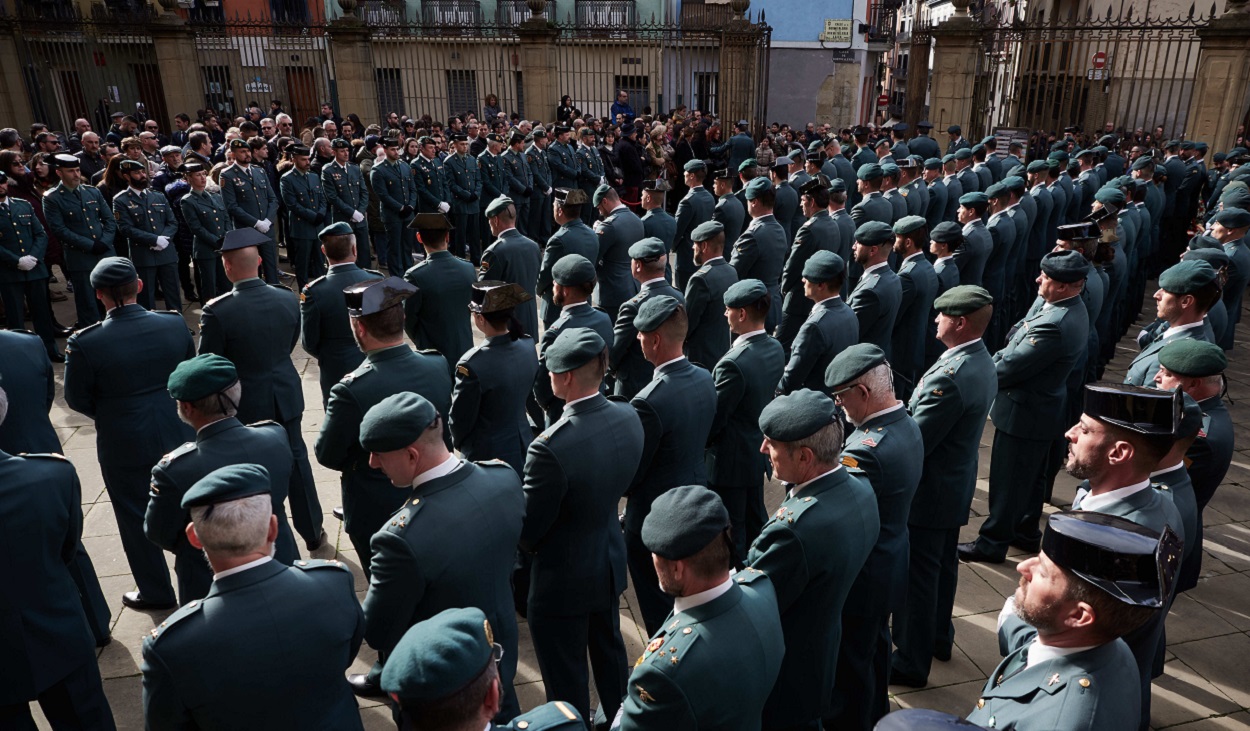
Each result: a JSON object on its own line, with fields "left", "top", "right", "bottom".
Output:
{"left": 744, "top": 177, "right": 774, "bottom": 200}
{"left": 893, "top": 215, "right": 926, "bottom": 236}
{"left": 1157, "top": 338, "right": 1226, "bottom": 377}
{"left": 319, "top": 221, "right": 354, "bottom": 239}
{"left": 738, "top": 158, "right": 758, "bottom": 173}
{"left": 855, "top": 221, "right": 894, "bottom": 246}
{"left": 167, "top": 354, "right": 238, "bottom": 402}
{"left": 1212, "top": 206, "right": 1250, "bottom": 229}
{"left": 825, "top": 343, "right": 887, "bottom": 390}
{"left": 381, "top": 607, "right": 496, "bottom": 707}
{"left": 1027, "top": 160, "right": 1049, "bottom": 173}
{"left": 1005, "top": 165, "right": 1027, "bottom": 180}
{"left": 930, "top": 221, "right": 964, "bottom": 245}
{"left": 1048, "top": 150, "right": 1070, "bottom": 163}
{"left": 1220, "top": 188, "right": 1250, "bottom": 211}
{"left": 759, "top": 389, "right": 838, "bottom": 442}
{"left": 723, "top": 278, "right": 769, "bottom": 308}
{"left": 683, "top": 159, "right": 707, "bottom": 173}
{"left": 691, "top": 220, "right": 725, "bottom": 242}
{"left": 628, "top": 237, "right": 667, "bottom": 261}
{"left": 641, "top": 485, "right": 730, "bottom": 560}
{"left": 984, "top": 182, "right": 1008, "bottom": 199}
{"left": 1003, "top": 176, "right": 1026, "bottom": 192}
{"left": 970, "top": 144, "right": 986, "bottom": 156}
{"left": 924, "top": 157, "right": 943, "bottom": 170}
{"left": 89, "top": 256, "right": 138, "bottom": 289}
{"left": 828, "top": 178, "right": 847, "bottom": 194}
{"left": 953, "top": 148, "right": 973, "bottom": 161}
{"left": 484, "top": 196, "right": 514, "bottom": 218}
{"left": 552, "top": 254, "right": 596, "bottom": 286}
{"left": 941, "top": 154, "right": 955, "bottom": 165}
{"left": 1130, "top": 156, "right": 1154, "bottom": 171}
{"left": 229, "top": 138, "right": 249, "bottom": 150}
{"left": 360, "top": 392, "right": 438, "bottom": 453}
{"left": 1158, "top": 260, "right": 1217, "bottom": 294}
{"left": 1181, "top": 243, "right": 1229, "bottom": 268}
{"left": 933, "top": 284, "right": 993, "bottom": 315}
{"left": 802, "top": 251, "right": 845, "bottom": 282}
{"left": 880, "top": 162, "right": 899, "bottom": 178}
{"left": 592, "top": 183, "right": 614, "bottom": 206}
{"left": 1040, "top": 249, "right": 1091, "bottom": 283}
{"left": 118, "top": 158, "right": 145, "bottom": 172}
{"left": 857, "top": 163, "right": 883, "bottom": 181}
{"left": 544, "top": 327, "right": 605, "bottom": 374}
{"left": 181, "top": 463, "right": 270, "bottom": 510}
{"left": 1094, "top": 187, "right": 1126, "bottom": 205}
{"left": 634, "top": 295, "right": 681, "bottom": 333}
{"left": 959, "top": 191, "right": 988, "bottom": 207}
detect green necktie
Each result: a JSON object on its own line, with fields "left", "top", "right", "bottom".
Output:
{"left": 995, "top": 646, "right": 1028, "bottom": 686}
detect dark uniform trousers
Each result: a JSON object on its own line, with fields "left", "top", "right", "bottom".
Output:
{"left": 0, "top": 659, "right": 115, "bottom": 731}
{"left": 892, "top": 525, "right": 960, "bottom": 670}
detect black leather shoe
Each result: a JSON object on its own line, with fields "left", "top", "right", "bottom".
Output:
{"left": 53, "top": 323, "right": 74, "bottom": 337}
{"left": 933, "top": 644, "right": 953, "bottom": 662}
{"left": 306, "top": 530, "right": 327, "bottom": 552}
{"left": 47, "top": 350, "right": 66, "bottom": 364}
{"left": 95, "top": 634, "right": 113, "bottom": 648}
{"left": 957, "top": 541, "right": 1005, "bottom": 564}
{"left": 121, "top": 591, "right": 177, "bottom": 611}
{"left": 332, "top": 506, "right": 344, "bottom": 521}
{"left": 889, "top": 666, "right": 928, "bottom": 688}
{"left": 1010, "top": 536, "right": 1041, "bottom": 553}
{"left": 347, "top": 673, "right": 385, "bottom": 698}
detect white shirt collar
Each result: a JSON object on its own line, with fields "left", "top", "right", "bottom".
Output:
{"left": 1075, "top": 478, "right": 1151, "bottom": 512}
{"left": 672, "top": 577, "right": 734, "bottom": 615}
{"left": 641, "top": 276, "right": 667, "bottom": 287}
{"left": 611, "top": 203, "right": 628, "bottom": 214}
{"left": 653, "top": 355, "right": 686, "bottom": 374}
{"left": 329, "top": 262, "right": 355, "bottom": 271}
{"left": 1163, "top": 320, "right": 1204, "bottom": 338}
{"left": 412, "top": 454, "right": 462, "bottom": 488}
{"left": 213, "top": 555, "right": 273, "bottom": 581}
{"left": 850, "top": 401, "right": 904, "bottom": 427}
{"left": 704, "top": 255, "right": 724, "bottom": 264}
{"left": 864, "top": 261, "right": 888, "bottom": 274}
{"left": 790, "top": 465, "right": 842, "bottom": 497}
{"left": 811, "top": 294, "right": 840, "bottom": 310}
{"left": 563, "top": 392, "right": 599, "bottom": 409}
{"left": 1027, "top": 638, "right": 1099, "bottom": 668}
{"left": 940, "top": 338, "right": 982, "bottom": 359}
{"left": 561, "top": 301, "right": 590, "bottom": 314}
{"left": 1150, "top": 462, "right": 1185, "bottom": 478}
{"left": 128, "top": 185, "right": 147, "bottom": 196}
{"left": 903, "top": 252, "right": 925, "bottom": 264}
{"left": 935, "top": 254, "right": 954, "bottom": 265}
{"left": 732, "top": 328, "right": 766, "bottom": 348}
{"left": 1042, "top": 294, "right": 1081, "bottom": 310}
{"left": 962, "top": 220, "right": 982, "bottom": 234}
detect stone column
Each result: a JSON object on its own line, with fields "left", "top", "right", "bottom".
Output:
{"left": 928, "top": 9, "right": 981, "bottom": 138}
{"left": 327, "top": 18, "right": 378, "bottom": 124}
{"left": 904, "top": 34, "right": 931, "bottom": 130}
{"left": 516, "top": 17, "right": 558, "bottom": 122}
{"left": 0, "top": 18, "right": 36, "bottom": 130}
{"left": 149, "top": 16, "right": 202, "bottom": 130}
{"left": 1186, "top": 1, "right": 1250, "bottom": 156}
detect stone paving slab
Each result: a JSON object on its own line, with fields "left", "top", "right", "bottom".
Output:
{"left": 19, "top": 276, "right": 1250, "bottom": 730}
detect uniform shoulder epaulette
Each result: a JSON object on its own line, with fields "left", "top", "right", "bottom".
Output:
{"left": 148, "top": 598, "right": 205, "bottom": 643}
{"left": 772, "top": 493, "right": 820, "bottom": 524}
{"left": 17, "top": 451, "right": 69, "bottom": 462}
{"left": 157, "top": 441, "right": 197, "bottom": 468}
{"left": 733, "top": 565, "right": 769, "bottom": 586}
{"left": 477, "top": 458, "right": 513, "bottom": 472}
{"left": 247, "top": 419, "right": 283, "bottom": 429}
{"left": 269, "top": 283, "right": 293, "bottom": 293}
{"left": 154, "top": 309, "right": 184, "bottom": 317}
{"left": 418, "top": 348, "right": 445, "bottom": 358}
{"left": 642, "top": 612, "right": 705, "bottom": 671}
{"left": 69, "top": 321, "right": 104, "bottom": 338}
{"left": 384, "top": 493, "right": 427, "bottom": 532}
{"left": 292, "top": 558, "right": 352, "bottom": 573}
{"left": 303, "top": 275, "right": 328, "bottom": 291}
{"left": 205, "top": 290, "right": 234, "bottom": 307}
{"left": 365, "top": 268, "right": 385, "bottom": 277}
{"left": 4, "top": 328, "right": 38, "bottom": 337}
{"left": 537, "top": 416, "right": 573, "bottom": 442}
{"left": 342, "top": 361, "right": 373, "bottom": 384}
{"left": 1152, "top": 481, "right": 1170, "bottom": 493}
{"left": 506, "top": 700, "right": 583, "bottom": 730}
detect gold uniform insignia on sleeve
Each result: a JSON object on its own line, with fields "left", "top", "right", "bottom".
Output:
{"left": 457, "top": 364, "right": 470, "bottom": 377}
{"left": 841, "top": 455, "right": 859, "bottom": 469}
{"left": 636, "top": 685, "right": 656, "bottom": 703}
{"left": 484, "top": 619, "right": 494, "bottom": 645}
{"left": 299, "top": 292, "right": 306, "bottom": 302}
{"left": 554, "top": 701, "right": 577, "bottom": 720}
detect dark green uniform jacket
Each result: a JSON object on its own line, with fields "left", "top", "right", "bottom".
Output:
{"left": 450, "top": 334, "right": 539, "bottom": 474}
{"left": 141, "top": 559, "right": 365, "bottom": 730}
{"left": 533, "top": 303, "right": 614, "bottom": 425}
{"left": 43, "top": 182, "right": 116, "bottom": 272}
{"left": 848, "top": 262, "right": 903, "bottom": 359}
{"left": 610, "top": 279, "right": 686, "bottom": 398}
{"left": 594, "top": 205, "right": 646, "bottom": 317}
{"left": 539, "top": 220, "right": 599, "bottom": 324}
{"left": 990, "top": 296, "right": 1088, "bottom": 440}
{"left": 707, "top": 331, "right": 785, "bottom": 488}
{"left": 112, "top": 187, "right": 179, "bottom": 267}
{"left": 300, "top": 263, "right": 377, "bottom": 401}
{"left": 0, "top": 329, "right": 59, "bottom": 453}
{"left": 404, "top": 250, "right": 476, "bottom": 367}
{"left": 684, "top": 257, "right": 739, "bottom": 368}
{"left": 480, "top": 228, "right": 541, "bottom": 338}
{"left": 777, "top": 295, "right": 858, "bottom": 395}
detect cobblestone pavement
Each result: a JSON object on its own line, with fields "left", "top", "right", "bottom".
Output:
{"left": 21, "top": 271, "right": 1250, "bottom": 730}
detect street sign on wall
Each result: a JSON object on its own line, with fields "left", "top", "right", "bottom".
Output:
{"left": 820, "top": 19, "right": 853, "bottom": 43}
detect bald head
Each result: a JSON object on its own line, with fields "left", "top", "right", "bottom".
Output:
{"left": 222, "top": 247, "right": 260, "bottom": 282}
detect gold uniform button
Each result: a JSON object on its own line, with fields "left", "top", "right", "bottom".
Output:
{"left": 1079, "top": 677, "right": 1091, "bottom": 687}
{"left": 516, "top": 723, "right": 528, "bottom": 729}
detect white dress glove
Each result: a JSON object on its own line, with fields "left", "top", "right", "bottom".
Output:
{"left": 351, "top": 210, "right": 365, "bottom": 223}
{"left": 254, "top": 219, "right": 272, "bottom": 234}
{"left": 17, "top": 255, "right": 37, "bottom": 271}
{"left": 437, "top": 201, "right": 450, "bottom": 214}
{"left": 599, "top": 176, "right": 607, "bottom": 186}
{"left": 155, "top": 236, "right": 170, "bottom": 251}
